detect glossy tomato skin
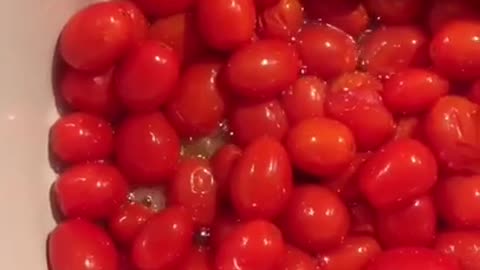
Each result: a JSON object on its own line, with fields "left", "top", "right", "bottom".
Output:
{"left": 358, "top": 139, "right": 438, "bottom": 209}
{"left": 259, "top": 0, "right": 304, "bottom": 41}
{"left": 197, "top": 0, "right": 256, "bottom": 51}
{"left": 226, "top": 40, "right": 300, "bottom": 100}
{"left": 360, "top": 26, "right": 429, "bottom": 79}
{"left": 364, "top": 0, "right": 427, "bottom": 24}
{"left": 428, "top": 0, "right": 478, "bottom": 33}
{"left": 55, "top": 164, "right": 129, "bottom": 220}
{"left": 297, "top": 24, "right": 357, "bottom": 79}
{"left": 435, "top": 175, "right": 480, "bottom": 229}
{"left": 281, "top": 76, "right": 326, "bottom": 124}
{"left": 115, "top": 112, "right": 180, "bottom": 185}
{"left": 50, "top": 113, "right": 114, "bottom": 164}
{"left": 435, "top": 231, "right": 480, "bottom": 270}
{"left": 132, "top": 0, "right": 194, "bottom": 18}
{"left": 177, "top": 247, "right": 212, "bottom": 270}
{"left": 365, "top": 248, "right": 461, "bottom": 270}
{"left": 131, "top": 207, "right": 194, "bottom": 270}
{"left": 230, "top": 136, "right": 293, "bottom": 220}
{"left": 168, "top": 158, "right": 217, "bottom": 227}
{"left": 286, "top": 117, "right": 356, "bottom": 177}
{"left": 49, "top": 220, "right": 119, "bottom": 270}
{"left": 317, "top": 236, "right": 382, "bottom": 270}
{"left": 281, "top": 185, "right": 350, "bottom": 253}
{"left": 60, "top": 2, "right": 135, "bottom": 71}
{"left": 215, "top": 220, "right": 285, "bottom": 270}
{"left": 281, "top": 245, "right": 317, "bottom": 270}
{"left": 109, "top": 202, "right": 156, "bottom": 246}
{"left": 376, "top": 195, "right": 437, "bottom": 248}
{"left": 230, "top": 99, "right": 289, "bottom": 146}
{"left": 117, "top": 0, "right": 149, "bottom": 42}
{"left": 431, "top": 20, "right": 480, "bottom": 81}
{"left": 322, "top": 4, "right": 369, "bottom": 38}
{"left": 166, "top": 61, "right": 226, "bottom": 138}
{"left": 383, "top": 68, "right": 449, "bottom": 115}
{"left": 211, "top": 144, "right": 242, "bottom": 199}
{"left": 115, "top": 41, "right": 180, "bottom": 112}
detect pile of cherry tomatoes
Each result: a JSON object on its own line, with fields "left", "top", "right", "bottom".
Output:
{"left": 48, "top": 0, "right": 480, "bottom": 269}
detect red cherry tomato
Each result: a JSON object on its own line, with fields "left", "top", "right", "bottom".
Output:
{"left": 326, "top": 72, "right": 396, "bottom": 151}
{"left": 431, "top": 20, "right": 480, "bottom": 81}
{"left": 281, "top": 185, "right": 350, "bottom": 253}
{"left": 215, "top": 220, "right": 285, "bottom": 270}
{"left": 428, "top": 0, "right": 479, "bottom": 33}
{"left": 349, "top": 201, "right": 376, "bottom": 235}
{"left": 383, "top": 68, "right": 450, "bottom": 115}
{"left": 365, "top": 248, "right": 461, "bottom": 270}
{"left": 469, "top": 80, "right": 480, "bottom": 105}
{"left": 230, "top": 99, "right": 289, "bottom": 146}
{"left": 168, "top": 158, "right": 217, "bottom": 227}
{"left": 60, "top": 68, "right": 120, "bottom": 119}
{"left": 132, "top": 207, "right": 194, "bottom": 270}
{"left": 359, "top": 26, "right": 429, "bottom": 79}
{"left": 197, "top": 0, "right": 256, "bottom": 51}
{"left": 230, "top": 136, "right": 293, "bottom": 220}
{"left": 132, "top": 0, "right": 194, "bottom": 18}
{"left": 166, "top": 61, "right": 226, "bottom": 138}
{"left": 281, "top": 76, "right": 326, "bottom": 124}
{"left": 226, "top": 40, "right": 300, "bottom": 100}
{"left": 297, "top": 24, "right": 357, "bottom": 79}
{"left": 435, "top": 231, "right": 480, "bottom": 270}
{"left": 286, "top": 117, "right": 356, "bottom": 177}
{"left": 281, "top": 245, "right": 317, "bottom": 270}
{"left": 211, "top": 144, "right": 242, "bottom": 199}
{"left": 364, "top": 0, "right": 427, "bottom": 24}
{"left": 55, "top": 163, "right": 128, "bottom": 220}
{"left": 177, "top": 247, "right": 212, "bottom": 270}
{"left": 60, "top": 2, "right": 135, "bottom": 71}
{"left": 211, "top": 214, "right": 240, "bottom": 250}
{"left": 317, "top": 236, "right": 382, "bottom": 270}
{"left": 115, "top": 41, "right": 180, "bottom": 112}
{"left": 322, "top": 4, "right": 369, "bottom": 38}
{"left": 303, "top": 0, "right": 361, "bottom": 18}
{"left": 50, "top": 113, "right": 114, "bottom": 164}
{"left": 117, "top": 0, "right": 149, "bottom": 42}
{"left": 358, "top": 139, "right": 438, "bottom": 209}
{"left": 259, "top": 0, "right": 304, "bottom": 41}
{"left": 255, "top": 0, "right": 280, "bottom": 9}
{"left": 49, "top": 220, "right": 118, "bottom": 270}
{"left": 376, "top": 195, "right": 437, "bottom": 248}
{"left": 109, "top": 202, "right": 156, "bottom": 246}
{"left": 435, "top": 175, "right": 480, "bottom": 229}
{"left": 424, "top": 96, "right": 480, "bottom": 173}
{"left": 115, "top": 112, "right": 180, "bottom": 185}
{"left": 148, "top": 13, "right": 206, "bottom": 64}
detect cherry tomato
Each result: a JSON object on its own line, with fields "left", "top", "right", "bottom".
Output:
{"left": 132, "top": 207, "right": 194, "bottom": 270}
{"left": 132, "top": 0, "right": 194, "bottom": 17}
{"left": 286, "top": 117, "right": 356, "bottom": 177}
{"left": 215, "top": 220, "right": 285, "bottom": 270}
{"left": 230, "top": 99, "right": 289, "bottom": 146}
{"left": 435, "top": 175, "right": 480, "bottom": 229}
{"left": 259, "top": 0, "right": 304, "bottom": 41}
{"left": 281, "top": 76, "right": 326, "bottom": 124}
{"left": 230, "top": 136, "right": 293, "bottom": 220}
{"left": 115, "top": 112, "right": 181, "bottom": 185}
{"left": 359, "top": 26, "right": 429, "bottom": 79}
{"left": 109, "top": 202, "right": 156, "bottom": 246}
{"left": 60, "top": 68, "right": 120, "bottom": 119}
{"left": 349, "top": 201, "right": 376, "bottom": 235}
{"left": 383, "top": 68, "right": 450, "bottom": 115}
{"left": 435, "top": 231, "right": 480, "bottom": 270}
{"left": 197, "top": 0, "right": 256, "bottom": 51}
{"left": 49, "top": 220, "right": 118, "bottom": 270}
{"left": 115, "top": 41, "right": 180, "bottom": 112}
{"left": 211, "top": 214, "right": 240, "bottom": 250}
{"left": 281, "top": 245, "right": 317, "bottom": 270}
{"left": 226, "top": 40, "right": 300, "bottom": 100}
{"left": 60, "top": 2, "right": 135, "bottom": 71}
{"left": 376, "top": 195, "right": 437, "bottom": 248}
{"left": 428, "top": 0, "right": 479, "bottom": 33}
{"left": 322, "top": 4, "right": 369, "bottom": 38}
{"left": 469, "top": 80, "right": 480, "bottom": 105}
{"left": 304, "top": 0, "right": 361, "bottom": 18}
{"left": 177, "top": 247, "right": 212, "bottom": 270}
{"left": 50, "top": 112, "right": 114, "bottom": 164}
{"left": 168, "top": 158, "right": 217, "bottom": 227}
{"left": 297, "top": 24, "right": 357, "bottom": 79}
{"left": 326, "top": 72, "right": 396, "bottom": 151}
{"left": 431, "top": 20, "right": 480, "bottom": 81}
{"left": 364, "top": 0, "right": 427, "bottom": 24}
{"left": 317, "top": 236, "right": 382, "bottom": 270}
{"left": 166, "top": 61, "right": 226, "bottom": 138}
{"left": 255, "top": 0, "right": 280, "bottom": 9}
{"left": 117, "top": 0, "right": 149, "bottom": 42}
{"left": 281, "top": 185, "right": 350, "bottom": 252}
{"left": 365, "top": 248, "right": 461, "bottom": 270}
{"left": 358, "top": 139, "right": 438, "bottom": 209}
{"left": 423, "top": 96, "right": 480, "bottom": 173}
{"left": 210, "top": 144, "right": 242, "bottom": 199}
{"left": 148, "top": 13, "right": 206, "bottom": 64}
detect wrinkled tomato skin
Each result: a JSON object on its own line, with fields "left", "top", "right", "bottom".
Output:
{"left": 109, "top": 202, "right": 156, "bottom": 246}
{"left": 435, "top": 231, "right": 480, "bottom": 270}
{"left": 259, "top": 0, "right": 304, "bottom": 41}
{"left": 358, "top": 139, "right": 438, "bottom": 210}
{"left": 365, "top": 248, "right": 461, "bottom": 270}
